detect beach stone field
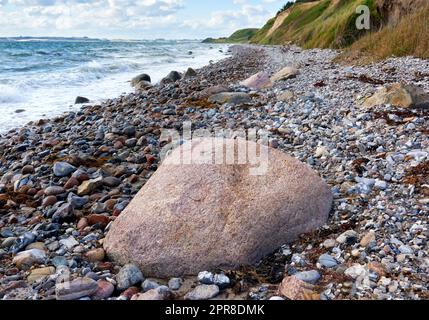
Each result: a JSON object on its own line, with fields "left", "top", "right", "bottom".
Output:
{"left": 0, "top": 45, "right": 428, "bottom": 300}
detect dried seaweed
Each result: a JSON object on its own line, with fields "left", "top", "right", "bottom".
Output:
{"left": 403, "top": 161, "right": 429, "bottom": 194}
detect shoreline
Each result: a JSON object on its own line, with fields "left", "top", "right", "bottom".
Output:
{"left": 0, "top": 44, "right": 428, "bottom": 300}
{"left": 0, "top": 40, "right": 230, "bottom": 134}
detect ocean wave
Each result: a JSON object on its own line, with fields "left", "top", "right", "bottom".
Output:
{"left": 0, "top": 40, "right": 229, "bottom": 119}
{"left": 0, "top": 84, "right": 25, "bottom": 104}
{"left": 77, "top": 60, "right": 144, "bottom": 76}
{"left": 36, "top": 50, "right": 49, "bottom": 55}
{"left": 8, "top": 52, "right": 33, "bottom": 57}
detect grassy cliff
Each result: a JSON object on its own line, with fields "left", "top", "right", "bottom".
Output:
{"left": 338, "top": 3, "right": 429, "bottom": 63}
{"left": 203, "top": 28, "right": 259, "bottom": 44}
{"left": 204, "top": 0, "right": 429, "bottom": 63}
{"left": 251, "top": 0, "right": 382, "bottom": 48}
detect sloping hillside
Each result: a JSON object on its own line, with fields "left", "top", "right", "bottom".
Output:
{"left": 338, "top": 2, "right": 429, "bottom": 63}
{"left": 202, "top": 28, "right": 259, "bottom": 44}
{"left": 251, "top": 0, "right": 382, "bottom": 48}
{"left": 204, "top": 0, "right": 429, "bottom": 63}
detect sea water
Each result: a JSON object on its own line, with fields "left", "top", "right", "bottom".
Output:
{"left": 0, "top": 38, "right": 229, "bottom": 132}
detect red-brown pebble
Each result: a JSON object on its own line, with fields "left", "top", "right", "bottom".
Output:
{"left": 104, "top": 199, "right": 117, "bottom": 211}
{"left": 121, "top": 287, "right": 140, "bottom": 299}
{"left": 91, "top": 280, "right": 114, "bottom": 300}
{"left": 64, "top": 177, "right": 79, "bottom": 189}
{"left": 77, "top": 217, "right": 88, "bottom": 230}
{"left": 85, "top": 248, "right": 105, "bottom": 263}
{"left": 87, "top": 214, "right": 110, "bottom": 227}
{"left": 42, "top": 195, "right": 57, "bottom": 208}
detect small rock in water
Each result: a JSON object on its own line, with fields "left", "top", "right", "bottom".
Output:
{"left": 163, "top": 71, "right": 182, "bottom": 83}
{"left": 131, "top": 74, "right": 151, "bottom": 87}
{"left": 116, "top": 264, "right": 144, "bottom": 291}
{"left": 134, "top": 80, "right": 152, "bottom": 91}
{"left": 184, "top": 67, "right": 197, "bottom": 78}
{"left": 185, "top": 284, "right": 220, "bottom": 300}
{"left": 75, "top": 96, "right": 90, "bottom": 104}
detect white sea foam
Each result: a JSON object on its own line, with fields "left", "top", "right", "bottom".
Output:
{"left": 0, "top": 84, "right": 25, "bottom": 104}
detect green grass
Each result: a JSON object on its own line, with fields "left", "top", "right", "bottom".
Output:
{"left": 338, "top": 3, "right": 429, "bottom": 64}
{"left": 202, "top": 28, "right": 259, "bottom": 44}
{"left": 204, "top": 0, "right": 428, "bottom": 63}
{"left": 249, "top": 0, "right": 382, "bottom": 49}
{"left": 250, "top": 18, "right": 276, "bottom": 44}
{"left": 228, "top": 29, "right": 260, "bottom": 42}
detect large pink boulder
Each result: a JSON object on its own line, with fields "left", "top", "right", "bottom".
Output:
{"left": 104, "top": 138, "right": 333, "bottom": 277}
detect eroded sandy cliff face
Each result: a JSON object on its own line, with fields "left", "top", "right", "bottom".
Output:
{"left": 376, "top": 0, "right": 427, "bottom": 25}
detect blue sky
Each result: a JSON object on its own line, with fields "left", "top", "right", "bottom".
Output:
{"left": 0, "top": 0, "right": 290, "bottom": 39}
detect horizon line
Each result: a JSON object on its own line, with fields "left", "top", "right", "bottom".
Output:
{"left": 0, "top": 36, "right": 210, "bottom": 42}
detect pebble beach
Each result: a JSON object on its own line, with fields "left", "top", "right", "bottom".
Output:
{"left": 0, "top": 45, "right": 428, "bottom": 300}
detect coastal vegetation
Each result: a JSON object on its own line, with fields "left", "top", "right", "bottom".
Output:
{"left": 206, "top": 0, "right": 429, "bottom": 63}
{"left": 202, "top": 28, "right": 259, "bottom": 44}
{"left": 339, "top": 3, "right": 429, "bottom": 63}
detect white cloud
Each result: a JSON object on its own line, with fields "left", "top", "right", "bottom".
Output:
{"left": 0, "top": 0, "right": 283, "bottom": 38}
{"left": 0, "top": 0, "right": 185, "bottom": 36}
{"left": 182, "top": 3, "right": 271, "bottom": 35}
